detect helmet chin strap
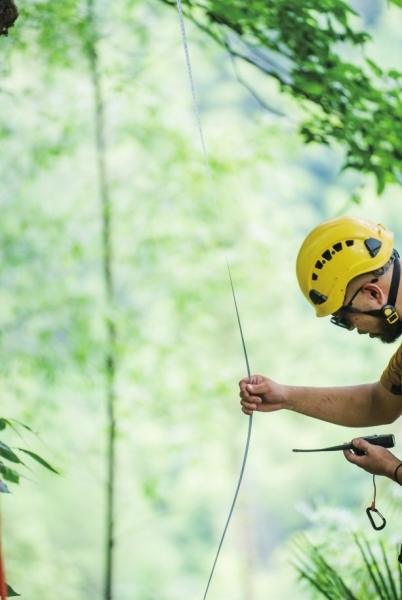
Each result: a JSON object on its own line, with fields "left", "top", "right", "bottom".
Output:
{"left": 381, "top": 251, "right": 401, "bottom": 324}
{"left": 343, "top": 250, "right": 401, "bottom": 326}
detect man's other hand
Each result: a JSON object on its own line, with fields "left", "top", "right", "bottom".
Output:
{"left": 239, "top": 374, "right": 285, "bottom": 415}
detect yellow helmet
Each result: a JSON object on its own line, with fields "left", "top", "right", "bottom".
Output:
{"left": 296, "top": 216, "right": 394, "bottom": 317}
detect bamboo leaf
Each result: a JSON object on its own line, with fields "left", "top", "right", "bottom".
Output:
{"left": 292, "top": 536, "right": 358, "bottom": 600}
{"left": 0, "top": 442, "right": 21, "bottom": 465}
{"left": 7, "top": 583, "right": 21, "bottom": 597}
{"left": 9, "top": 419, "right": 36, "bottom": 433}
{"left": 17, "top": 449, "right": 59, "bottom": 474}
{"left": 294, "top": 566, "right": 334, "bottom": 600}
{"left": 379, "top": 539, "right": 398, "bottom": 600}
{"left": 0, "top": 464, "right": 19, "bottom": 485}
{"left": 363, "top": 537, "right": 392, "bottom": 599}
{"left": 354, "top": 535, "right": 388, "bottom": 600}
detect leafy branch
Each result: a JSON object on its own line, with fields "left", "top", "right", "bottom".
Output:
{"left": 0, "top": 418, "right": 58, "bottom": 490}
{"left": 0, "top": 419, "right": 58, "bottom": 597}
{"left": 159, "top": 0, "right": 402, "bottom": 194}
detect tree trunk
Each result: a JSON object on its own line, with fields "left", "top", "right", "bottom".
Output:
{"left": 86, "top": 2, "right": 117, "bottom": 599}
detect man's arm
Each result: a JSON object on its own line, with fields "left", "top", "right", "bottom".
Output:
{"left": 239, "top": 376, "right": 402, "bottom": 427}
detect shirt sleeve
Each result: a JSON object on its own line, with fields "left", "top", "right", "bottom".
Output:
{"left": 380, "top": 344, "right": 402, "bottom": 394}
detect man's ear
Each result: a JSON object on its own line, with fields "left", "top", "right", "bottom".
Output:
{"left": 362, "top": 282, "right": 386, "bottom": 305}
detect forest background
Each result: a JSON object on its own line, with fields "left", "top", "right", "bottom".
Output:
{"left": 1, "top": 0, "right": 402, "bottom": 599}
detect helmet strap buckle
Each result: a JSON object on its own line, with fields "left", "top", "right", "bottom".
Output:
{"left": 381, "top": 252, "right": 401, "bottom": 325}
{"left": 382, "top": 305, "right": 399, "bottom": 324}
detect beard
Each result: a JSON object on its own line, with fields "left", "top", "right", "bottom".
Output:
{"left": 374, "top": 320, "right": 402, "bottom": 344}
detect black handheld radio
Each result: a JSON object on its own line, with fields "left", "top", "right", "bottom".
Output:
{"left": 292, "top": 434, "right": 395, "bottom": 456}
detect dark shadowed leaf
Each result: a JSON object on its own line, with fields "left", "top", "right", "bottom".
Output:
{"left": 0, "top": 442, "right": 21, "bottom": 464}
{"left": 7, "top": 583, "right": 21, "bottom": 597}
{"left": 0, "top": 464, "right": 19, "bottom": 484}
{"left": 0, "top": 481, "right": 10, "bottom": 494}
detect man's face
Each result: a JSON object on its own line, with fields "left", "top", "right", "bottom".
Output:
{"left": 343, "top": 312, "right": 402, "bottom": 344}
{"left": 331, "top": 279, "right": 402, "bottom": 344}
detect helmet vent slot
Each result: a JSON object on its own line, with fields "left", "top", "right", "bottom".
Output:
{"left": 333, "top": 243, "right": 342, "bottom": 252}
{"left": 309, "top": 290, "right": 328, "bottom": 305}
{"left": 312, "top": 273, "right": 318, "bottom": 281}
{"left": 346, "top": 240, "right": 354, "bottom": 247}
{"left": 315, "top": 261, "right": 323, "bottom": 270}
{"left": 322, "top": 250, "right": 332, "bottom": 261}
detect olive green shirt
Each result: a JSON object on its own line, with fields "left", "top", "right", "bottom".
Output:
{"left": 381, "top": 344, "right": 402, "bottom": 395}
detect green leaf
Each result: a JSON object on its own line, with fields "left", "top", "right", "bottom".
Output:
{"left": 7, "top": 583, "right": 21, "bottom": 597}
{"left": 9, "top": 419, "right": 35, "bottom": 433}
{"left": 0, "top": 420, "right": 10, "bottom": 432}
{"left": 0, "top": 464, "right": 20, "bottom": 484}
{"left": 376, "top": 173, "right": 386, "bottom": 195}
{"left": 0, "top": 443, "right": 21, "bottom": 465}
{"left": 388, "top": 69, "right": 402, "bottom": 80}
{"left": 366, "top": 58, "right": 382, "bottom": 77}
{"left": 17, "top": 449, "right": 59, "bottom": 474}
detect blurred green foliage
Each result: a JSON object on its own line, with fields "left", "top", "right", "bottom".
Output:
{"left": 160, "top": 0, "right": 402, "bottom": 195}
{"left": 294, "top": 534, "right": 402, "bottom": 599}
{"left": 0, "top": 1, "right": 401, "bottom": 599}
{"left": 292, "top": 499, "right": 402, "bottom": 600}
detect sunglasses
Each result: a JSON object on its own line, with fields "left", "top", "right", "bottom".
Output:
{"left": 330, "top": 312, "right": 354, "bottom": 330}
{"left": 330, "top": 286, "right": 364, "bottom": 330}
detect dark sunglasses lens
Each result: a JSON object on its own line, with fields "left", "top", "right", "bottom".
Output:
{"left": 330, "top": 315, "right": 352, "bottom": 330}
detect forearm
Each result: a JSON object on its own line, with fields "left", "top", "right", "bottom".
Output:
{"left": 240, "top": 375, "right": 402, "bottom": 425}
{"left": 283, "top": 382, "right": 399, "bottom": 427}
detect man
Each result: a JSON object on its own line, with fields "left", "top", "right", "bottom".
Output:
{"left": 239, "top": 216, "right": 402, "bottom": 484}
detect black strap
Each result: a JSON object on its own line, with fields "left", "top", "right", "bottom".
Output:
{"left": 387, "top": 250, "right": 400, "bottom": 308}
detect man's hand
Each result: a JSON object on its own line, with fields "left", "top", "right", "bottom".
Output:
{"left": 343, "top": 437, "right": 401, "bottom": 480}
{"left": 239, "top": 374, "right": 285, "bottom": 415}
